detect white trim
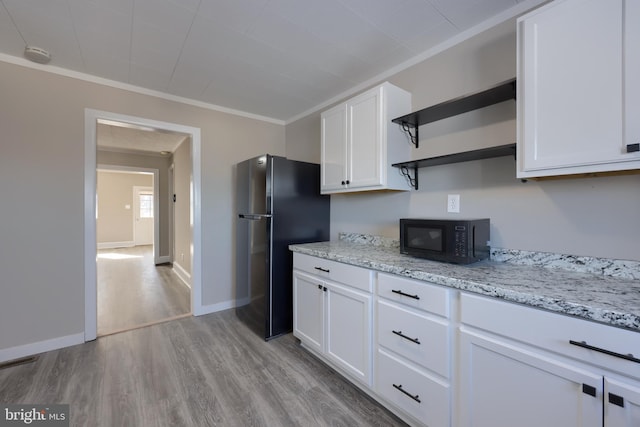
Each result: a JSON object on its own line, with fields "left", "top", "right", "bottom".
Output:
{"left": 157, "top": 255, "right": 171, "bottom": 264}
{"left": 85, "top": 109, "right": 203, "bottom": 342}
{"left": 285, "top": 0, "right": 548, "bottom": 124}
{"left": 0, "top": 53, "right": 284, "bottom": 126}
{"left": 0, "top": 333, "right": 84, "bottom": 364}
{"left": 97, "top": 241, "right": 135, "bottom": 249}
{"left": 172, "top": 262, "right": 191, "bottom": 289}
{"left": 97, "top": 165, "right": 160, "bottom": 264}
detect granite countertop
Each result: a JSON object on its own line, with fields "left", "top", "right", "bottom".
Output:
{"left": 289, "top": 234, "right": 640, "bottom": 332}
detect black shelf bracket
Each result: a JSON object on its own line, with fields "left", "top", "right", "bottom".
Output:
{"left": 400, "top": 121, "right": 419, "bottom": 148}
{"left": 399, "top": 164, "right": 419, "bottom": 190}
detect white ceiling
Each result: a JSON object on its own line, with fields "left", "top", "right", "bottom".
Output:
{"left": 0, "top": 0, "right": 541, "bottom": 123}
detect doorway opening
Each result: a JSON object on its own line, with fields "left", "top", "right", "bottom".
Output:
{"left": 84, "top": 109, "right": 203, "bottom": 341}
{"left": 95, "top": 166, "right": 189, "bottom": 336}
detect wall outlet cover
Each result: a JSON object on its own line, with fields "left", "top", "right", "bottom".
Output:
{"left": 447, "top": 194, "right": 460, "bottom": 213}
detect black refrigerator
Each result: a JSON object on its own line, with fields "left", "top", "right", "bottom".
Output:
{"left": 235, "top": 154, "right": 330, "bottom": 340}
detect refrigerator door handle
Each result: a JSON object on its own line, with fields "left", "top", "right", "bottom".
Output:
{"left": 238, "top": 213, "right": 272, "bottom": 220}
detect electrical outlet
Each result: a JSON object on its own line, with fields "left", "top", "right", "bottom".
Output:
{"left": 447, "top": 194, "right": 460, "bottom": 213}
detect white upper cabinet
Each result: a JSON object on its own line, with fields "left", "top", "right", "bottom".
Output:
{"left": 321, "top": 82, "right": 411, "bottom": 194}
{"left": 517, "top": 0, "right": 640, "bottom": 178}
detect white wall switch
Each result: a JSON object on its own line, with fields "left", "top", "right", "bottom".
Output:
{"left": 447, "top": 194, "right": 460, "bottom": 213}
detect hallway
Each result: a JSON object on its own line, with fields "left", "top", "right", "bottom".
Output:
{"left": 97, "top": 245, "right": 190, "bottom": 336}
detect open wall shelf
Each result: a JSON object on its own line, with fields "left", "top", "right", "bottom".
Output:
{"left": 392, "top": 78, "right": 516, "bottom": 148}
{"left": 392, "top": 144, "right": 516, "bottom": 190}
{"left": 390, "top": 78, "right": 517, "bottom": 189}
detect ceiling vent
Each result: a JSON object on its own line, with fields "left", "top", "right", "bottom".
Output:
{"left": 24, "top": 46, "right": 51, "bottom": 64}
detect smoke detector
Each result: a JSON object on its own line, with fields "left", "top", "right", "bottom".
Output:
{"left": 24, "top": 46, "right": 51, "bottom": 64}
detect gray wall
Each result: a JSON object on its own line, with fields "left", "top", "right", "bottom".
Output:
{"left": 96, "top": 170, "right": 154, "bottom": 244}
{"left": 285, "top": 18, "right": 640, "bottom": 262}
{"left": 173, "top": 138, "right": 192, "bottom": 276}
{"left": 0, "top": 60, "right": 284, "bottom": 352}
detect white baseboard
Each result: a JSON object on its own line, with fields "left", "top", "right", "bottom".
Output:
{"left": 0, "top": 332, "right": 85, "bottom": 364}
{"left": 156, "top": 255, "right": 171, "bottom": 264}
{"left": 194, "top": 297, "right": 250, "bottom": 316}
{"left": 97, "top": 241, "right": 134, "bottom": 249}
{"left": 172, "top": 262, "right": 191, "bottom": 289}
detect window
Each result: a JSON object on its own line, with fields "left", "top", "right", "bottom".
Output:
{"left": 139, "top": 193, "right": 153, "bottom": 218}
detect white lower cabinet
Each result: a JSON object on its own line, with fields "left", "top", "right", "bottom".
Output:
{"left": 606, "top": 378, "right": 640, "bottom": 427}
{"left": 377, "top": 348, "right": 450, "bottom": 427}
{"left": 375, "top": 273, "right": 452, "bottom": 426}
{"left": 459, "top": 329, "right": 602, "bottom": 427}
{"left": 292, "top": 253, "right": 640, "bottom": 427}
{"left": 292, "top": 255, "right": 373, "bottom": 386}
{"left": 459, "top": 293, "right": 640, "bottom": 427}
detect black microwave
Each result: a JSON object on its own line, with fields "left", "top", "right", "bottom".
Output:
{"left": 399, "top": 218, "right": 490, "bottom": 264}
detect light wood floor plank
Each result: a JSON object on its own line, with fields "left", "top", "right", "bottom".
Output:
{"left": 97, "top": 245, "right": 190, "bottom": 335}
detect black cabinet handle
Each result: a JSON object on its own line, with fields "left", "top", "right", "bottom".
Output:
{"left": 569, "top": 340, "right": 640, "bottom": 364}
{"left": 341, "top": 180, "right": 346, "bottom": 185}
{"left": 392, "top": 384, "right": 421, "bottom": 403}
{"left": 609, "top": 393, "right": 625, "bottom": 408}
{"left": 323, "top": 286, "right": 327, "bottom": 292}
{"left": 392, "top": 330, "right": 421, "bottom": 345}
{"left": 345, "top": 180, "right": 350, "bottom": 184}
{"left": 391, "top": 289, "right": 420, "bottom": 300}
{"left": 627, "top": 143, "right": 640, "bottom": 153}
{"left": 317, "top": 284, "right": 322, "bottom": 290}
{"left": 582, "top": 384, "right": 597, "bottom": 397}
{"left": 314, "top": 267, "right": 330, "bottom": 273}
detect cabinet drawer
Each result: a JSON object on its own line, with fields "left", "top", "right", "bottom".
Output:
{"left": 293, "top": 253, "right": 372, "bottom": 292}
{"left": 376, "top": 349, "right": 449, "bottom": 427}
{"left": 461, "top": 293, "right": 640, "bottom": 378}
{"left": 378, "top": 273, "right": 449, "bottom": 317}
{"left": 377, "top": 300, "right": 449, "bottom": 377}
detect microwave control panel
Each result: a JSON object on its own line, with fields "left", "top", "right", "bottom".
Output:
{"left": 454, "top": 226, "right": 467, "bottom": 257}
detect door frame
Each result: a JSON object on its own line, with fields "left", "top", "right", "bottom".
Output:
{"left": 85, "top": 108, "right": 202, "bottom": 341}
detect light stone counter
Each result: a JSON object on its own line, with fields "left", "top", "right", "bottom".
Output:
{"left": 289, "top": 233, "right": 640, "bottom": 332}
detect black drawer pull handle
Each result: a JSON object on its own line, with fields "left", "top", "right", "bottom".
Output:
{"left": 392, "top": 384, "right": 421, "bottom": 403}
{"left": 391, "top": 289, "right": 420, "bottom": 300}
{"left": 609, "top": 393, "right": 625, "bottom": 408}
{"left": 582, "top": 384, "right": 597, "bottom": 397}
{"left": 627, "top": 143, "right": 639, "bottom": 153}
{"left": 569, "top": 340, "right": 640, "bottom": 364}
{"left": 314, "top": 267, "right": 330, "bottom": 273}
{"left": 392, "top": 330, "right": 420, "bottom": 345}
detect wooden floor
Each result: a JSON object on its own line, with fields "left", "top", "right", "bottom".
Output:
{"left": 97, "top": 245, "right": 191, "bottom": 336}
{"left": 0, "top": 310, "right": 407, "bottom": 426}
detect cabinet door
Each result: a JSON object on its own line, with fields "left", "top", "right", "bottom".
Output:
{"left": 625, "top": 0, "right": 640, "bottom": 153}
{"left": 321, "top": 103, "right": 348, "bottom": 192}
{"left": 459, "top": 329, "right": 602, "bottom": 427}
{"left": 325, "top": 281, "right": 372, "bottom": 386}
{"left": 347, "top": 86, "right": 383, "bottom": 189}
{"left": 292, "top": 270, "right": 324, "bottom": 354}
{"left": 518, "top": 0, "right": 631, "bottom": 176}
{"left": 605, "top": 377, "right": 640, "bottom": 427}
